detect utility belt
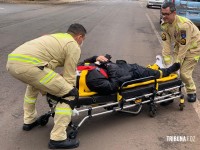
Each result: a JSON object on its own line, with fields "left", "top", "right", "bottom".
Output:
{"left": 47, "top": 86, "right": 79, "bottom": 109}
{"left": 46, "top": 93, "right": 79, "bottom": 109}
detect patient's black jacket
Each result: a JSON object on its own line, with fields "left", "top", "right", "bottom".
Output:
{"left": 79, "top": 56, "right": 118, "bottom": 95}
{"left": 80, "top": 56, "right": 161, "bottom": 95}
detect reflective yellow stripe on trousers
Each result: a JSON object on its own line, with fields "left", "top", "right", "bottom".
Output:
{"left": 8, "top": 54, "right": 41, "bottom": 64}
{"left": 163, "top": 56, "right": 171, "bottom": 62}
{"left": 194, "top": 56, "right": 200, "bottom": 61}
{"left": 24, "top": 96, "right": 37, "bottom": 104}
{"left": 55, "top": 107, "right": 72, "bottom": 115}
{"left": 39, "top": 70, "right": 57, "bottom": 84}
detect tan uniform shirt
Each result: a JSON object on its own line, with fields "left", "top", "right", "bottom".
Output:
{"left": 161, "top": 15, "right": 200, "bottom": 65}
{"left": 10, "top": 33, "right": 81, "bottom": 87}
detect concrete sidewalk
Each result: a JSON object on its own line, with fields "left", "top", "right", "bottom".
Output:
{"left": 0, "top": 0, "right": 86, "bottom": 4}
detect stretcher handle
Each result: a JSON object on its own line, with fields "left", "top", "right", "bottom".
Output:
{"left": 120, "top": 76, "right": 156, "bottom": 89}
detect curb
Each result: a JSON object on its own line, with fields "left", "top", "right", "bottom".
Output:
{"left": 0, "top": 0, "right": 86, "bottom": 4}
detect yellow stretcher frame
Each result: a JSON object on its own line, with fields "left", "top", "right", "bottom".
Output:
{"left": 41, "top": 70, "right": 184, "bottom": 141}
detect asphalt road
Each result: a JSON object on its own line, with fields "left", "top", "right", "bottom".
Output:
{"left": 0, "top": 0, "right": 200, "bottom": 150}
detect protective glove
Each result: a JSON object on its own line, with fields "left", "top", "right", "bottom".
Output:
{"left": 72, "top": 108, "right": 79, "bottom": 116}
{"left": 155, "top": 55, "right": 165, "bottom": 69}
{"left": 62, "top": 87, "right": 79, "bottom": 109}
{"left": 63, "top": 87, "right": 79, "bottom": 99}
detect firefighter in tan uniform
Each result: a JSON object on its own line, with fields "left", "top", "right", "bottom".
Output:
{"left": 161, "top": 2, "right": 200, "bottom": 102}
{"left": 6, "top": 23, "right": 87, "bottom": 149}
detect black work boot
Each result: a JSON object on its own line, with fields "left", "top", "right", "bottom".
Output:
{"left": 187, "top": 93, "right": 196, "bottom": 102}
{"left": 48, "top": 139, "right": 79, "bottom": 149}
{"left": 22, "top": 121, "right": 39, "bottom": 131}
{"left": 161, "top": 63, "right": 180, "bottom": 77}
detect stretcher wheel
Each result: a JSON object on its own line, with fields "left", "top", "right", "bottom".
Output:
{"left": 37, "top": 114, "right": 50, "bottom": 126}
{"left": 68, "top": 129, "right": 78, "bottom": 139}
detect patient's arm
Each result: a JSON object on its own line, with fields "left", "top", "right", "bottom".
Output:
{"left": 87, "top": 79, "right": 118, "bottom": 95}
{"left": 86, "top": 69, "right": 119, "bottom": 95}
{"left": 84, "top": 55, "right": 109, "bottom": 63}
{"left": 83, "top": 56, "right": 98, "bottom": 63}
{"left": 96, "top": 55, "right": 109, "bottom": 62}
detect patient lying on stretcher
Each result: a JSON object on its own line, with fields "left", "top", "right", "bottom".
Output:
{"left": 78, "top": 55, "right": 180, "bottom": 95}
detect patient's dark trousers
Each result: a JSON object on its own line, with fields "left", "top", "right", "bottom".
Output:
{"left": 129, "top": 64, "right": 170, "bottom": 79}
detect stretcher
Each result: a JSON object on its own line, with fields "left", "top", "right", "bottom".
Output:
{"left": 36, "top": 71, "right": 185, "bottom": 139}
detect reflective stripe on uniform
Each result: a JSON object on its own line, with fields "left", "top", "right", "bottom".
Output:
{"left": 8, "top": 54, "right": 41, "bottom": 64}
{"left": 55, "top": 107, "right": 72, "bottom": 115}
{"left": 51, "top": 33, "right": 73, "bottom": 39}
{"left": 194, "top": 56, "right": 200, "bottom": 61}
{"left": 178, "top": 16, "right": 187, "bottom": 23}
{"left": 24, "top": 96, "right": 37, "bottom": 104}
{"left": 163, "top": 56, "right": 171, "bottom": 62}
{"left": 189, "top": 41, "right": 198, "bottom": 49}
{"left": 39, "top": 70, "right": 56, "bottom": 84}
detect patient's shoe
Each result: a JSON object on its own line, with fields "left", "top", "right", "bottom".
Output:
{"left": 161, "top": 63, "right": 180, "bottom": 77}
{"left": 22, "top": 120, "right": 39, "bottom": 131}
{"left": 48, "top": 139, "right": 79, "bottom": 149}
{"left": 168, "top": 63, "right": 180, "bottom": 73}
{"left": 187, "top": 93, "right": 196, "bottom": 102}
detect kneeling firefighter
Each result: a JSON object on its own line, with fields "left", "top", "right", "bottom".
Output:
{"left": 6, "top": 23, "right": 87, "bottom": 149}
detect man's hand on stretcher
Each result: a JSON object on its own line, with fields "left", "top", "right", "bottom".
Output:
{"left": 96, "top": 55, "right": 109, "bottom": 62}
{"left": 95, "top": 54, "right": 112, "bottom": 66}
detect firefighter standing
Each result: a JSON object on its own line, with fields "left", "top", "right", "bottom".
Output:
{"left": 6, "top": 23, "right": 87, "bottom": 149}
{"left": 161, "top": 2, "right": 200, "bottom": 102}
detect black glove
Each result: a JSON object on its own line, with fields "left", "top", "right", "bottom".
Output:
{"left": 65, "top": 87, "right": 79, "bottom": 97}
{"left": 62, "top": 87, "right": 79, "bottom": 109}
{"left": 105, "top": 54, "right": 112, "bottom": 61}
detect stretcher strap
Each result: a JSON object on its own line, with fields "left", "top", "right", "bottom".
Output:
{"left": 157, "top": 73, "right": 178, "bottom": 82}
{"left": 79, "top": 70, "right": 97, "bottom": 97}
{"left": 147, "top": 64, "right": 159, "bottom": 70}
{"left": 77, "top": 66, "right": 108, "bottom": 78}
{"left": 123, "top": 74, "right": 178, "bottom": 89}
{"left": 117, "top": 93, "right": 122, "bottom": 102}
